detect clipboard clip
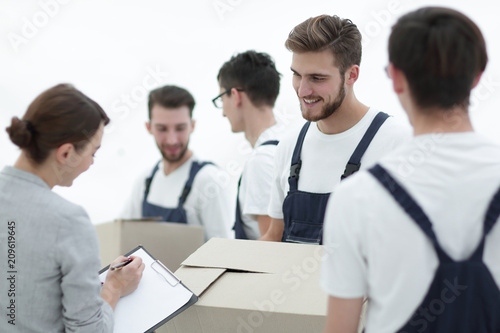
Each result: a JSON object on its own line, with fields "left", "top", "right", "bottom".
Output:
{"left": 151, "top": 260, "right": 180, "bottom": 287}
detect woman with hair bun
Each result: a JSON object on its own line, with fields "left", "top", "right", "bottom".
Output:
{"left": 0, "top": 84, "right": 144, "bottom": 332}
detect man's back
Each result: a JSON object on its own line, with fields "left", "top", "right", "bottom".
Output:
{"left": 322, "top": 132, "right": 500, "bottom": 332}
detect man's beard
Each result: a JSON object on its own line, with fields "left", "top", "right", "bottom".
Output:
{"left": 159, "top": 143, "right": 189, "bottom": 163}
{"left": 301, "top": 84, "right": 346, "bottom": 122}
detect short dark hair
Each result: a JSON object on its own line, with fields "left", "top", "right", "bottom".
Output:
{"left": 217, "top": 50, "right": 281, "bottom": 108}
{"left": 148, "top": 85, "right": 195, "bottom": 119}
{"left": 285, "top": 15, "right": 362, "bottom": 74}
{"left": 6, "top": 83, "right": 109, "bottom": 165}
{"left": 389, "top": 7, "right": 487, "bottom": 109}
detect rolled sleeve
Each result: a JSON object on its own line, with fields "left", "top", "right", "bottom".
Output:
{"left": 119, "top": 170, "right": 149, "bottom": 220}
{"left": 193, "top": 165, "right": 233, "bottom": 240}
{"left": 241, "top": 150, "right": 275, "bottom": 216}
{"left": 267, "top": 143, "right": 288, "bottom": 219}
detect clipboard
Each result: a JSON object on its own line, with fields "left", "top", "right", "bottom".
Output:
{"left": 99, "top": 245, "right": 198, "bottom": 333}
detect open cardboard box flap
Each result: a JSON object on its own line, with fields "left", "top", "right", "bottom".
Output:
{"left": 175, "top": 266, "right": 226, "bottom": 297}
{"left": 174, "top": 238, "right": 327, "bottom": 315}
{"left": 180, "top": 238, "right": 322, "bottom": 274}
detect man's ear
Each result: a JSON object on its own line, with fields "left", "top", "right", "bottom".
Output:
{"left": 231, "top": 88, "right": 243, "bottom": 107}
{"left": 345, "top": 65, "right": 360, "bottom": 86}
{"left": 55, "top": 143, "right": 74, "bottom": 165}
{"left": 472, "top": 72, "right": 483, "bottom": 89}
{"left": 146, "top": 121, "right": 152, "bottom": 134}
{"left": 389, "top": 64, "right": 406, "bottom": 94}
{"left": 190, "top": 119, "right": 196, "bottom": 133}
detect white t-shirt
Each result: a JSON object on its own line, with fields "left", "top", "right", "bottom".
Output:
{"left": 238, "top": 123, "right": 284, "bottom": 239}
{"left": 321, "top": 132, "right": 500, "bottom": 333}
{"left": 121, "top": 155, "right": 232, "bottom": 241}
{"left": 268, "top": 108, "right": 412, "bottom": 219}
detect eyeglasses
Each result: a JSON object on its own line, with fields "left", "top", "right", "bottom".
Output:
{"left": 384, "top": 65, "right": 390, "bottom": 78}
{"left": 212, "top": 88, "right": 244, "bottom": 109}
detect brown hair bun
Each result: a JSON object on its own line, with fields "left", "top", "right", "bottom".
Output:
{"left": 6, "top": 117, "right": 33, "bottom": 148}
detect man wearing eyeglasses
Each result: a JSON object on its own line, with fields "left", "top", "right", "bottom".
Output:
{"left": 260, "top": 14, "right": 411, "bottom": 244}
{"left": 121, "top": 85, "right": 232, "bottom": 241}
{"left": 214, "top": 50, "right": 283, "bottom": 240}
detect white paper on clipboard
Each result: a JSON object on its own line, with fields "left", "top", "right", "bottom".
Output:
{"left": 99, "top": 246, "right": 196, "bottom": 333}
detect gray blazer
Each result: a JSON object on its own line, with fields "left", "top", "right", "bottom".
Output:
{"left": 0, "top": 166, "right": 113, "bottom": 332}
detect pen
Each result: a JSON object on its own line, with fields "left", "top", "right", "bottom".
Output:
{"left": 110, "top": 258, "right": 133, "bottom": 271}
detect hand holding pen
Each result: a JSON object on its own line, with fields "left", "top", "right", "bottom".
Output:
{"left": 110, "top": 257, "right": 133, "bottom": 271}
{"left": 100, "top": 255, "right": 145, "bottom": 310}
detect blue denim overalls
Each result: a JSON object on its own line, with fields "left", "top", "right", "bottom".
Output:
{"left": 369, "top": 164, "right": 500, "bottom": 332}
{"left": 234, "top": 140, "right": 279, "bottom": 239}
{"left": 282, "top": 112, "right": 389, "bottom": 244}
{"left": 142, "top": 160, "right": 213, "bottom": 223}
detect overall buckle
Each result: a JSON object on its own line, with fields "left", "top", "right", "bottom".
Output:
{"left": 289, "top": 161, "right": 302, "bottom": 180}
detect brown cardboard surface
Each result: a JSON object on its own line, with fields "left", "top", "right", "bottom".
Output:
{"left": 95, "top": 220, "right": 204, "bottom": 272}
{"left": 95, "top": 220, "right": 121, "bottom": 267}
{"left": 199, "top": 271, "right": 326, "bottom": 314}
{"left": 159, "top": 306, "right": 326, "bottom": 333}
{"left": 159, "top": 238, "right": 329, "bottom": 333}
{"left": 174, "top": 266, "right": 226, "bottom": 297}
{"left": 182, "top": 238, "right": 323, "bottom": 274}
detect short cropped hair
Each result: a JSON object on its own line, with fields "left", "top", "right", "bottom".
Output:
{"left": 285, "top": 14, "right": 362, "bottom": 74}
{"left": 148, "top": 85, "right": 196, "bottom": 119}
{"left": 389, "top": 7, "right": 487, "bottom": 109}
{"left": 217, "top": 50, "right": 281, "bottom": 108}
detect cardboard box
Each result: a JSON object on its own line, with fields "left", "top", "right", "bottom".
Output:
{"left": 159, "top": 238, "right": 329, "bottom": 333}
{"left": 95, "top": 219, "right": 204, "bottom": 272}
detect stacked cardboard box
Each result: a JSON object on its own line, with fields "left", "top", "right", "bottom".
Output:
{"left": 95, "top": 219, "right": 204, "bottom": 272}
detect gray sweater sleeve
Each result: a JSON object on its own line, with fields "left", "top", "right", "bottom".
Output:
{"left": 56, "top": 207, "right": 114, "bottom": 333}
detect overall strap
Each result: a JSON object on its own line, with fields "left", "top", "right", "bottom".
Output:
{"left": 369, "top": 164, "right": 452, "bottom": 262}
{"left": 144, "top": 160, "right": 161, "bottom": 200}
{"left": 237, "top": 174, "right": 242, "bottom": 190}
{"left": 470, "top": 184, "right": 500, "bottom": 260}
{"left": 341, "top": 112, "right": 390, "bottom": 180}
{"left": 178, "top": 161, "right": 214, "bottom": 206}
{"left": 484, "top": 185, "right": 500, "bottom": 236}
{"left": 288, "top": 122, "right": 311, "bottom": 191}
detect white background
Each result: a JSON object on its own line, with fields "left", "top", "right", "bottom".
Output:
{"left": 1, "top": 0, "right": 499, "bottom": 224}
